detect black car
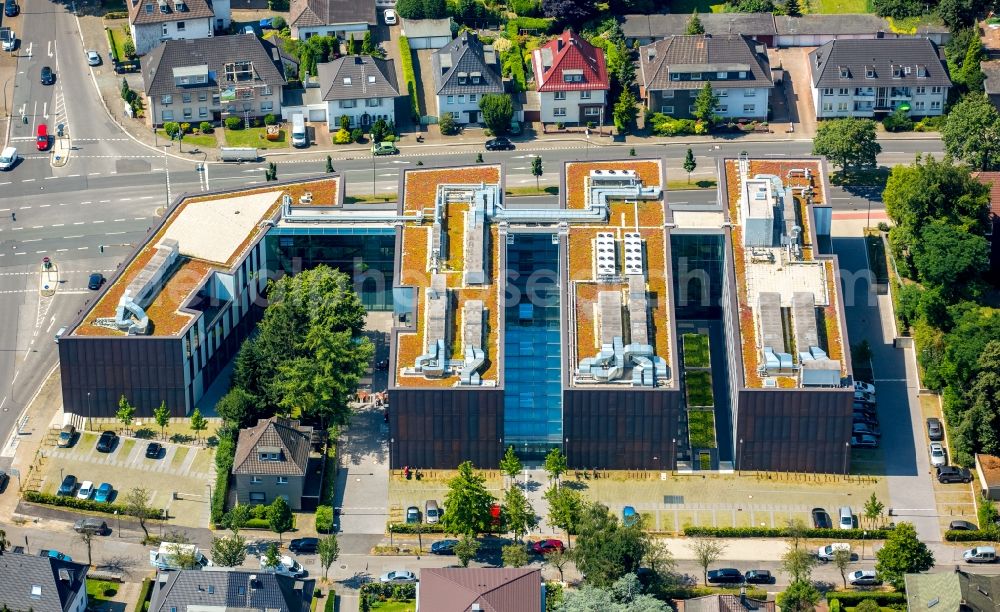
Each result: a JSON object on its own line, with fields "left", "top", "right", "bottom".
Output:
{"left": 937, "top": 465, "right": 973, "bottom": 484}
{"left": 485, "top": 137, "right": 514, "bottom": 151}
{"left": 853, "top": 412, "right": 879, "bottom": 426}
{"left": 430, "top": 539, "right": 458, "bottom": 555}
{"left": 96, "top": 430, "right": 118, "bottom": 453}
{"left": 744, "top": 570, "right": 774, "bottom": 584}
{"left": 950, "top": 520, "right": 979, "bottom": 531}
{"left": 811, "top": 507, "right": 832, "bottom": 529}
{"left": 87, "top": 273, "right": 104, "bottom": 290}
{"left": 40, "top": 67, "right": 54, "bottom": 85}
{"left": 927, "top": 417, "right": 944, "bottom": 441}
{"left": 4, "top": 0, "right": 18, "bottom": 16}
{"left": 0, "top": 469, "right": 8, "bottom": 491}
{"left": 707, "top": 568, "right": 744, "bottom": 584}
{"left": 145, "top": 442, "right": 162, "bottom": 459}
{"left": 57, "top": 474, "right": 78, "bottom": 496}
{"left": 289, "top": 537, "right": 320, "bottom": 553}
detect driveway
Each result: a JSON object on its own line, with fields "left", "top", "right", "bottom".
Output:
{"left": 769, "top": 47, "right": 817, "bottom": 138}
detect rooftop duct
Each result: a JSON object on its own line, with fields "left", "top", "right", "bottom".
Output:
{"left": 414, "top": 274, "right": 449, "bottom": 376}
{"left": 459, "top": 300, "right": 486, "bottom": 385}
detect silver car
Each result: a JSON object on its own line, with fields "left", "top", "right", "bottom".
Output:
{"left": 930, "top": 442, "right": 947, "bottom": 467}
{"left": 849, "top": 570, "right": 881, "bottom": 586}
{"left": 380, "top": 569, "right": 416, "bottom": 583}
{"left": 86, "top": 50, "right": 100, "bottom": 66}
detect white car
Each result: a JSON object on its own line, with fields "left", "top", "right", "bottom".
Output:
{"left": 930, "top": 442, "right": 947, "bottom": 467}
{"left": 77, "top": 481, "right": 95, "bottom": 500}
{"left": 380, "top": 569, "right": 416, "bottom": 583}
{"left": 0, "top": 146, "right": 17, "bottom": 170}
{"left": 259, "top": 554, "right": 306, "bottom": 578}
{"left": 86, "top": 50, "right": 100, "bottom": 66}
{"left": 849, "top": 570, "right": 881, "bottom": 586}
{"left": 384, "top": 8, "right": 397, "bottom": 24}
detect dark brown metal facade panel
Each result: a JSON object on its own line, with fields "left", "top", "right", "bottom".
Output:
{"left": 735, "top": 388, "right": 853, "bottom": 473}
{"left": 388, "top": 388, "right": 504, "bottom": 469}
{"left": 59, "top": 336, "right": 187, "bottom": 418}
{"left": 563, "top": 388, "right": 685, "bottom": 470}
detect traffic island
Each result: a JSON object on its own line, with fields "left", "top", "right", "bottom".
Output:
{"left": 39, "top": 257, "right": 58, "bottom": 297}
{"left": 51, "top": 133, "right": 71, "bottom": 168}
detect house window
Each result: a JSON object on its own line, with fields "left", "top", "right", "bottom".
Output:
{"left": 660, "top": 105, "right": 674, "bottom": 114}
{"left": 182, "top": 93, "right": 192, "bottom": 103}
{"left": 739, "top": 71, "right": 747, "bottom": 78}
{"left": 822, "top": 88, "right": 833, "bottom": 96}
{"left": 670, "top": 73, "right": 680, "bottom": 81}
{"left": 341, "top": 100, "right": 356, "bottom": 108}
{"left": 176, "top": 21, "right": 185, "bottom": 31}
{"left": 580, "top": 90, "right": 591, "bottom": 99}
{"left": 261, "top": 101, "right": 273, "bottom": 112}
{"left": 743, "top": 104, "right": 755, "bottom": 113}
{"left": 717, "top": 89, "right": 728, "bottom": 97}
{"left": 451, "top": 111, "right": 459, "bottom": 119}
{"left": 277, "top": 476, "right": 289, "bottom": 484}
{"left": 183, "top": 107, "right": 192, "bottom": 119}
{"left": 162, "top": 24, "right": 168, "bottom": 36}
{"left": 837, "top": 88, "right": 848, "bottom": 96}
{"left": 213, "top": 93, "right": 221, "bottom": 105}
{"left": 251, "top": 476, "right": 262, "bottom": 483}
{"left": 343, "top": 77, "right": 352, "bottom": 85}
{"left": 553, "top": 107, "right": 566, "bottom": 116}
{"left": 367, "top": 97, "right": 380, "bottom": 107}
{"left": 892, "top": 66, "right": 901, "bottom": 78}
{"left": 931, "top": 100, "right": 941, "bottom": 109}
{"left": 865, "top": 68, "right": 875, "bottom": 78}
{"left": 470, "top": 94, "right": 477, "bottom": 102}
{"left": 931, "top": 86, "right": 943, "bottom": 94}
{"left": 145, "top": 3, "right": 152, "bottom": 12}
{"left": 242, "top": 102, "right": 252, "bottom": 111}
{"left": 914, "top": 100, "right": 925, "bottom": 110}
{"left": 822, "top": 102, "right": 832, "bottom": 112}
{"left": 162, "top": 95, "right": 173, "bottom": 105}
{"left": 458, "top": 95, "right": 466, "bottom": 104}
{"left": 249, "top": 492, "right": 266, "bottom": 503}
{"left": 584, "top": 107, "right": 600, "bottom": 116}
{"left": 162, "top": 110, "right": 174, "bottom": 121}
{"left": 915, "top": 86, "right": 926, "bottom": 95}
{"left": 717, "top": 71, "right": 727, "bottom": 79}
{"left": 690, "top": 72, "right": 702, "bottom": 80}
{"left": 839, "top": 67, "right": 849, "bottom": 78}
{"left": 554, "top": 91, "right": 566, "bottom": 100}
{"left": 198, "top": 91, "right": 207, "bottom": 101}
{"left": 447, "top": 95, "right": 454, "bottom": 104}
{"left": 472, "top": 76, "right": 481, "bottom": 84}
{"left": 199, "top": 106, "right": 208, "bottom": 117}
{"left": 262, "top": 86, "right": 272, "bottom": 96}
{"left": 661, "top": 90, "right": 674, "bottom": 99}
{"left": 717, "top": 104, "right": 728, "bottom": 113}
{"left": 837, "top": 102, "right": 848, "bottom": 111}
{"left": 259, "top": 452, "right": 280, "bottom": 461}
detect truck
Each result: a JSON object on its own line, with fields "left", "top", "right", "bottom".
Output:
{"left": 0, "top": 28, "right": 15, "bottom": 52}
{"left": 219, "top": 147, "right": 258, "bottom": 162}
{"left": 149, "top": 542, "right": 212, "bottom": 570}
{"left": 291, "top": 113, "right": 307, "bottom": 148}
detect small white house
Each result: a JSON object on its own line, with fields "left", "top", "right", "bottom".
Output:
{"left": 127, "top": 0, "right": 231, "bottom": 56}
{"left": 432, "top": 32, "right": 503, "bottom": 125}
{"left": 317, "top": 55, "right": 399, "bottom": 130}
{"left": 289, "top": 0, "right": 375, "bottom": 41}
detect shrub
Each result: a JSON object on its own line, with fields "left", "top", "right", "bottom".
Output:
{"left": 501, "top": 42, "right": 527, "bottom": 93}
{"left": 24, "top": 490, "right": 129, "bottom": 515}
{"left": 199, "top": 121, "right": 213, "bottom": 134}
{"left": 398, "top": 36, "right": 421, "bottom": 120}
{"left": 264, "top": 113, "right": 277, "bottom": 126}
{"left": 505, "top": 16, "right": 556, "bottom": 37}
{"left": 915, "top": 115, "right": 944, "bottom": 132}
{"left": 323, "top": 591, "right": 335, "bottom": 612}
{"left": 251, "top": 504, "right": 269, "bottom": 520}
{"left": 271, "top": 15, "right": 286, "bottom": 30}
{"left": 683, "top": 526, "right": 892, "bottom": 539}
{"left": 360, "top": 582, "right": 416, "bottom": 600}
{"left": 224, "top": 116, "right": 243, "bottom": 130}
{"left": 510, "top": 0, "right": 542, "bottom": 16}
{"left": 439, "top": 113, "right": 458, "bottom": 135}
{"left": 179, "top": 122, "right": 191, "bottom": 134}
{"left": 123, "top": 39, "right": 135, "bottom": 59}
{"left": 883, "top": 108, "right": 913, "bottom": 132}
{"left": 945, "top": 529, "right": 997, "bottom": 541}
{"left": 826, "top": 592, "right": 907, "bottom": 606}
{"left": 351, "top": 127, "right": 364, "bottom": 143}
{"left": 386, "top": 521, "right": 448, "bottom": 533}
{"left": 316, "top": 506, "right": 334, "bottom": 533}
{"left": 107, "top": 28, "right": 120, "bottom": 63}
{"left": 829, "top": 599, "right": 841, "bottom": 612}
{"left": 661, "top": 585, "right": 768, "bottom": 599}
{"left": 134, "top": 578, "right": 153, "bottom": 612}
{"left": 104, "top": 10, "right": 128, "bottom": 18}
{"left": 384, "top": 134, "right": 396, "bottom": 142}
{"left": 333, "top": 128, "right": 352, "bottom": 144}
{"left": 244, "top": 518, "right": 270, "bottom": 529}
{"left": 163, "top": 122, "right": 181, "bottom": 139}
{"left": 649, "top": 113, "right": 699, "bottom": 136}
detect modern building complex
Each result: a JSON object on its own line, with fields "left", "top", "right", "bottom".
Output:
{"left": 59, "top": 157, "right": 853, "bottom": 473}
{"left": 809, "top": 38, "right": 951, "bottom": 118}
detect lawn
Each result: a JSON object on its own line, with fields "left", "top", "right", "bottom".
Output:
{"left": 683, "top": 333, "right": 711, "bottom": 369}
{"left": 688, "top": 410, "right": 717, "bottom": 449}
{"left": 686, "top": 370, "right": 714, "bottom": 408}
{"left": 667, "top": 179, "right": 717, "bottom": 191}
{"left": 118, "top": 439, "right": 135, "bottom": 459}
{"left": 370, "top": 601, "right": 416, "bottom": 612}
{"left": 106, "top": 26, "right": 131, "bottom": 62}
{"left": 87, "top": 580, "right": 119, "bottom": 605}
{"left": 669, "top": 0, "right": 727, "bottom": 12}
{"left": 505, "top": 185, "right": 559, "bottom": 197}
{"left": 224, "top": 127, "right": 289, "bottom": 149}
{"left": 170, "top": 446, "right": 190, "bottom": 470}
{"left": 156, "top": 130, "right": 218, "bottom": 149}
{"left": 808, "top": 0, "right": 870, "bottom": 13}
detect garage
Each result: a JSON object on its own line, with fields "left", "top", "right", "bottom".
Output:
{"left": 401, "top": 17, "right": 453, "bottom": 50}
{"left": 309, "top": 108, "right": 327, "bottom": 122}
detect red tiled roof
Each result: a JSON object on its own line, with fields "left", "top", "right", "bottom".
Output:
{"left": 417, "top": 568, "right": 542, "bottom": 612}
{"left": 973, "top": 171, "right": 1000, "bottom": 220}
{"left": 532, "top": 30, "right": 609, "bottom": 92}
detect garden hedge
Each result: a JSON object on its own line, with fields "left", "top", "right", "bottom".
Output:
{"left": 316, "top": 506, "right": 334, "bottom": 533}
{"left": 826, "top": 592, "right": 907, "bottom": 605}
{"left": 211, "top": 433, "right": 235, "bottom": 526}
{"left": 134, "top": 578, "right": 153, "bottom": 612}
{"left": 683, "top": 526, "right": 892, "bottom": 539}
{"left": 661, "top": 585, "right": 767, "bottom": 600}
{"left": 505, "top": 17, "right": 556, "bottom": 37}
{"left": 386, "top": 522, "right": 447, "bottom": 534}
{"left": 106, "top": 28, "right": 120, "bottom": 63}
{"left": 24, "top": 490, "right": 128, "bottom": 515}
{"left": 944, "top": 529, "right": 996, "bottom": 541}
{"left": 398, "top": 36, "right": 421, "bottom": 121}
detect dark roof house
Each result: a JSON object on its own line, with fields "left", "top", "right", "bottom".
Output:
{"left": 622, "top": 13, "right": 777, "bottom": 44}
{"left": 0, "top": 552, "right": 90, "bottom": 612}
{"left": 532, "top": 29, "right": 609, "bottom": 93}
{"left": 149, "top": 569, "right": 315, "bottom": 612}
{"left": 679, "top": 593, "right": 776, "bottom": 612}
{"left": 234, "top": 417, "right": 313, "bottom": 476}
{"left": 417, "top": 568, "right": 543, "bottom": 612}
{"left": 142, "top": 35, "right": 288, "bottom": 99}
{"left": 432, "top": 32, "right": 503, "bottom": 96}
{"left": 289, "top": 0, "right": 376, "bottom": 31}
{"left": 639, "top": 34, "right": 773, "bottom": 92}
{"left": 809, "top": 38, "right": 951, "bottom": 88}
{"left": 129, "top": 0, "right": 218, "bottom": 27}
{"left": 906, "top": 569, "right": 1000, "bottom": 612}
{"left": 317, "top": 55, "right": 399, "bottom": 101}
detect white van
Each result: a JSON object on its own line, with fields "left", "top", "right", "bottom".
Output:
{"left": 964, "top": 546, "right": 998, "bottom": 563}
{"left": 838, "top": 506, "right": 854, "bottom": 530}
{"left": 0, "top": 146, "right": 18, "bottom": 170}
{"left": 817, "top": 542, "right": 851, "bottom": 562}
{"left": 291, "top": 113, "right": 307, "bottom": 148}
{"left": 149, "top": 542, "right": 212, "bottom": 570}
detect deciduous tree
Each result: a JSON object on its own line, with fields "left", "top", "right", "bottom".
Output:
{"left": 863, "top": 492, "right": 885, "bottom": 528}
{"left": 441, "top": 461, "right": 495, "bottom": 536}
{"left": 502, "top": 485, "right": 537, "bottom": 542}
{"left": 832, "top": 547, "right": 852, "bottom": 589}
{"left": 683, "top": 148, "right": 697, "bottom": 183}
{"left": 318, "top": 534, "right": 339, "bottom": 579}
{"left": 502, "top": 543, "right": 529, "bottom": 567}
{"left": 124, "top": 487, "right": 155, "bottom": 540}
{"left": 154, "top": 402, "right": 170, "bottom": 440}
{"left": 500, "top": 446, "right": 522, "bottom": 485}
{"left": 942, "top": 94, "right": 1000, "bottom": 170}
{"left": 574, "top": 503, "right": 648, "bottom": 587}
{"left": 267, "top": 496, "right": 294, "bottom": 542}
{"left": 776, "top": 580, "right": 821, "bottom": 612}
{"left": 454, "top": 534, "right": 480, "bottom": 567}
{"left": 543, "top": 447, "right": 568, "bottom": 485}
{"left": 211, "top": 535, "right": 248, "bottom": 567}
{"left": 190, "top": 407, "right": 208, "bottom": 442}
{"left": 691, "top": 538, "right": 726, "bottom": 585}
{"left": 116, "top": 395, "right": 136, "bottom": 435}
{"left": 875, "top": 522, "right": 934, "bottom": 589}
{"left": 544, "top": 485, "right": 584, "bottom": 546}
{"left": 542, "top": 0, "right": 597, "bottom": 26}
{"left": 224, "top": 504, "right": 251, "bottom": 535}
{"left": 812, "top": 117, "right": 881, "bottom": 171}
{"left": 531, "top": 157, "right": 544, "bottom": 190}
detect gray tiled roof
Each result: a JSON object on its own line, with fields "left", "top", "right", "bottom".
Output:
{"left": 0, "top": 552, "right": 89, "bottom": 612}
{"left": 149, "top": 569, "right": 315, "bottom": 612}
{"left": 809, "top": 38, "right": 952, "bottom": 87}
{"left": 432, "top": 32, "right": 503, "bottom": 96}
{"left": 639, "top": 35, "right": 773, "bottom": 91}
{"left": 142, "top": 35, "right": 287, "bottom": 99}
{"left": 317, "top": 55, "right": 399, "bottom": 100}
{"left": 233, "top": 417, "right": 312, "bottom": 476}
{"left": 774, "top": 14, "right": 888, "bottom": 35}
{"left": 289, "top": 0, "right": 376, "bottom": 28}
{"left": 981, "top": 60, "right": 1000, "bottom": 94}
{"left": 129, "top": 0, "right": 216, "bottom": 26}
{"left": 622, "top": 13, "right": 776, "bottom": 40}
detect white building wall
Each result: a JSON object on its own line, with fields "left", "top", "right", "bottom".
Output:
{"left": 293, "top": 22, "right": 369, "bottom": 41}
{"left": 813, "top": 84, "right": 949, "bottom": 118}
{"left": 131, "top": 18, "right": 213, "bottom": 56}
{"left": 326, "top": 96, "right": 395, "bottom": 129}
{"left": 539, "top": 89, "right": 607, "bottom": 124}
{"left": 212, "top": 0, "right": 231, "bottom": 29}
{"left": 436, "top": 92, "right": 496, "bottom": 123}
{"left": 713, "top": 87, "right": 769, "bottom": 119}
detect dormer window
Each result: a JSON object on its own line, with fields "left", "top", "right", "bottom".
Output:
{"left": 917, "top": 64, "right": 928, "bottom": 77}
{"left": 892, "top": 65, "right": 901, "bottom": 78}
{"left": 368, "top": 75, "right": 376, "bottom": 83}
{"left": 865, "top": 67, "right": 875, "bottom": 79}
{"left": 839, "top": 66, "right": 849, "bottom": 78}
{"left": 145, "top": 3, "right": 152, "bottom": 12}
{"left": 563, "top": 69, "right": 584, "bottom": 83}
{"left": 670, "top": 73, "right": 680, "bottom": 81}
{"left": 457, "top": 72, "right": 468, "bottom": 85}
{"left": 343, "top": 77, "right": 351, "bottom": 85}
{"left": 259, "top": 446, "right": 282, "bottom": 461}
{"left": 717, "top": 71, "right": 727, "bottom": 79}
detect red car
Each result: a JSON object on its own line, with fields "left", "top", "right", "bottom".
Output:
{"left": 36, "top": 123, "right": 48, "bottom": 151}
{"left": 530, "top": 539, "right": 565, "bottom": 555}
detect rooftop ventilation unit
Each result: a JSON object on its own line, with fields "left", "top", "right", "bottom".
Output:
{"left": 414, "top": 274, "right": 449, "bottom": 377}
{"left": 595, "top": 232, "right": 616, "bottom": 277}
{"left": 623, "top": 232, "right": 644, "bottom": 276}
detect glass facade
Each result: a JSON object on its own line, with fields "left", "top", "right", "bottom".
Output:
{"left": 265, "top": 228, "right": 396, "bottom": 311}
{"left": 503, "top": 234, "right": 562, "bottom": 462}
{"left": 671, "top": 233, "right": 725, "bottom": 320}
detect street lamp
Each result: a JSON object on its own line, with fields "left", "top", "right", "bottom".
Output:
{"left": 861, "top": 530, "right": 867, "bottom": 560}
{"left": 371, "top": 148, "right": 377, "bottom": 201}
{"left": 738, "top": 438, "right": 744, "bottom": 476}
{"left": 115, "top": 510, "right": 120, "bottom": 538}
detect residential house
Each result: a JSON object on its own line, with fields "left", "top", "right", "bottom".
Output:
{"left": 0, "top": 552, "right": 89, "bottom": 612}
{"left": 149, "top": 569, "right": 315, "bottom": 612}
{"left": 982, "top": 60, "right": 1000, "bottom": 111}
{"left": 809, "top": 38, "right": 951, "bottom": 118}
{"left": 127, "top": 0, "right": 231, "bottom": 57}
{"left": 233, "top": 417, "right": 317, "bottom": 510}
{"left": 401, "top": 18, "right": 452, "bottom": 49}
{"left": 905, "top": 569, "right": 1000, "bottom": 612}
{"left": 289, "top": 0, "right": 375, "bottom": 41}
{"left": 317, "top": 55, "right": 398, "bottom": 129}
{"left": 972, "top": 173, "right": 1000, "bottom": 274}
{"left": 142, "top": 35, "right": 288, "bottom": 127}
{"left": 622, "top": 12, "right": 777, "bottom": 47}
{"left": 432, "top": 32, "right": 503, "bottom": 125}
{"left": 638, "top": 34, "right": 773, "bottom": 121}
{"left": 416, "top": 568, "right": 544, "bottom": 612}
{"left": 531, "top": 30, "right": 609, "bottom": 125}
{"left": 678, "top": 592, "right": 776, "bottom": 612}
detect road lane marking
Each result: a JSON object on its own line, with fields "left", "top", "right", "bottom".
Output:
{"left": 22, "top": 239, "right": 40, "bottom": 242}
{"left": 73, "top": 222, "right": 84, "bottom": 225}
{"left": 63, "top": 235, "right": 82, "bottom": 238}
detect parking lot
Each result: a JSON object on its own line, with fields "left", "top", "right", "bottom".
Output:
{"left": 39, "top": 430, "right": 216, "bottom": 528}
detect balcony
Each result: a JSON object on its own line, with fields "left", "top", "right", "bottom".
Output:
{"left": 854, "top": 89, "right": 875, "bottom": 98}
